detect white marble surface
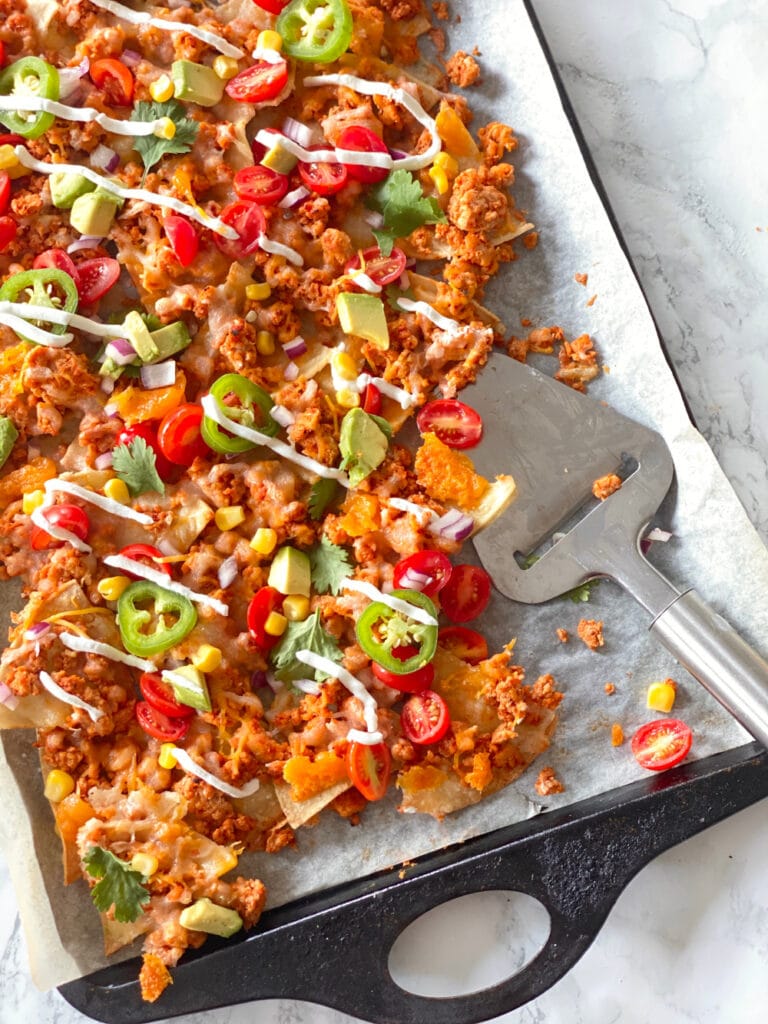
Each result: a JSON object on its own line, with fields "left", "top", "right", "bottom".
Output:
{"left": 2, "top": 1, "right": 767, "bottom": 1022}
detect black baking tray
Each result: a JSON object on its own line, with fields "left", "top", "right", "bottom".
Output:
{"left": 59, "top": 2, "right": 768, "bottom": 1021}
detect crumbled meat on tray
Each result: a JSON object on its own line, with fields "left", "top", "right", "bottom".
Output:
{"left": 445, "top": 50, "right": 481, "bottom": 87}
{"left": 534, "top": 767, "right": 564, "bottom": 797}
{"left": 592, "top": 473, "right": 622, "bottom": 501}
{"left": 578, "top": 619, "right": 605, "bottom": 651}
{"left": 556, "top": 628, "right": 569, "bottom": 643}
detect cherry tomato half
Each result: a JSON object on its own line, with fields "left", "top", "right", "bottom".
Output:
{"left": 116, "top": 422, "right": 175, "bottom": 482}
{"left": 362, "top": 383, "right": 381, "bottom": 415}
{"left": 33, "top": 248, "right": 80, "bottom": 286}
{"left": 0, "top": 42, "right": 6, "bottom": 70}
{"left": 393, "top": 550, "right": 453, "bottom": 599}
{"left": 76, "top": 257, "right": 120, "bottom": 305}
{"left": 163, "top": 215, "right": 199, "bottom": 268}
{"left": 438, "top": 625, "right": 488, "bottom": 665}
{"left": 30, "top": 503, "right": 90, "bottom": 550}
{"left": 234, "top": 165, "right": 289, "bottom": 206}
{"left": 0, "top": 216, "right": 17, "bottom": 252}
{"left": 0, "top": 134, "right": 25, "bottom": 147}
{"left": 247, "top": 586, "right": 284, "bottom": 651}
{"left": 225, "top": 58, "right": 288, "bottom": 104}
{"left": 440, "top": 564, "right": 491, "bottom": 624}
{"left": 118, "top": 543, "right": 173, "bottom": 579}
{"left": 346, "top": 740, "right": 391, "bottom": 801}
{"left": 631, "top": 719, "right": 693, "bottom": 772}
{"left": 372, "top": 649, "right": 434, "bottom": 693}
{"left": 345, "top": 246, "right": 406, "bottom": 288}
{"left": 400, "top": 690, "right": 451, "bottom": 746}
{"left": 416, "top": 399, "right": 484, "bottom": 450}
{"left": 89, "top": 58, "right": 134, "bottom": 106}
{"left": 158, "top": 403, "right": 209, "bottom": 467}
{"left": 214, "top": 200, "right": 266, "bottom": 260}
{"left": 251, "top": 0, "right": 291, "bottom": 13}
{"left": 298, "top": 148, "right": 348, "bottom": 196}
{"left": 140, "top": 672, "right": 195, "bottom": 719}
{"left": 337, "top": 126, "right": 389, "bottom": 184}
{"left": 135, "top": 700, "right": 189, "bottom": 742}
{"left": 0, "top": 171, "right": 10, "bottom": 216}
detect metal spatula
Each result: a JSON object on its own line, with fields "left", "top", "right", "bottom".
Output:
{"left": 462, "top": 353, "right": 768, "bottom": 747}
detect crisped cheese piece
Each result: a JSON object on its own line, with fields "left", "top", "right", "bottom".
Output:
{"left": 414, "top": 432, "right": 489, "bottom": 510}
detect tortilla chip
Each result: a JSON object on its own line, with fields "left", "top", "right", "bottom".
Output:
{"left": 409, "top": 273, "right": 504, "bottom": 334}
{"left": 471, "top": 475, "right": 517, "bottom": 533}
{"left": 273, "top": 778, "right": 352, "bottom": 829}
{"left": 102, "top": 914, "right": 152, "bottom": 957}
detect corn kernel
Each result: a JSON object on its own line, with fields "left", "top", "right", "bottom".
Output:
{"left": 283, "top": 594, "right": 310, "bottom": 622}
{"left": 104, "top": 477, "right": 130, "bottom": 504}
{"left": 246, "top": 282, "right": 272, "bottom": 301}
{"left": 213, "top": 55, "right": 240, "bottom": 81}
{"left": 331, "top": 350, "right": 357, "bottom": 381}
{"left": 44, "top": 769, "right": 75, "bottom": 803}
{"left": 149, "top": 74, "right": 174, "bottom": 103}
{"left": 154, "top": 116, "right": 176, "bottom": 140}
{"left": 256, "top": 330, "right": 275, "bottom": 355}
{"left": 22, "top": 489, "right": 45, "bottom": 515}
{"left": 428, "top": 165, "right": 450, "bottom": 195}
{"left": 192, "top": 644, "right": 223, "bottom": 673}
{"left": 264, "top": 610, "right": 288, "bottom": 637}
{"left": 214, "top": 847, "right": 240, "bottom": 877}
{"left": 646, "top": 679, "right": 677, "bottom": 713}
{"left": 434, "top": 151, "right": 459, "bottom": 177}
{"left": 97, "top": 575, "right": 131, "bottom": 602}
{"left": 250, "top": 527, "right": 277, "bottom": 555}
{"left": 130, "top": 852, "right": 159, "bottom": 878}
{"left": 215, "top": 505, "right": 246, "bottom": 531}
{"left": 335, "top": 388, "right": 360, "bottom": 409}
{"left": 0, "top": 144, "right": 19, "bottom": 171}
{"left": 158, "top": 743, "right": 178, "bottom": 769}
{"left": 257, "top": 30, "right": 284, "bottom": 52}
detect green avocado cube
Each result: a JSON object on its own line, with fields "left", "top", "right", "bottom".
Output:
{"left": 123, "top": 310, "right": 159, "bottom": 363}
{"left": 178, "top": 898, "right": 242, "bottom": 937}
{"left": 0, "top": 416, "right": 18, "bottom": 470}
{"left": 268, "top": 546, "right": 311, "bottom": 598}
{"left": 148, "top": 320, "right": 191, "bottom": 361}
{"left": 171, "top": 60, "right": 225, "bottom": 107}
{"left": 69, "top": 190, "right": 121, "bottom": 236}
{"left": 336, "top": 293, "right": 390, "bottom": 350}
{"left": 162, "top": 665, "right": 211, "bottom": 712}
{"left": 50, "top": 172, "right": 97, "bottom": 210}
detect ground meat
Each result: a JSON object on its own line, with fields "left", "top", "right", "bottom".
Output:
{"left": 432, "top": 1, "right": 449, "bottom": 17}
{"left": 287, "top": 400, "right": 340, "bottom": 468}
{"left": 575, "top": 272, "right": 589, "bottom": 287}
{"left": 297, "top": 197, "right": 331, "bottom": 239}
{"left": 534, "top": 767, "right": 564, "bottom": 797}
{"left": 478, "top": 122, "right": 518, "bottom": 166}
{"left": 526, "top": 674, "right": 564, "bottom": 711}
{"left": 171, "top": 775, "right": 267, "bottom": 850}
{"left": 377, "top": 0, "right": 425, "bottom": 20}
{"left": 556, "top": 628, "right": 569, "bottom": 643}
{"left": 556, "top": 333, "right": 599, "bottom": 391}
{"left": 445, "top": 50, "right": 481, "bottom": 88}
{"left": 228, "top": 877, "right": 267, "bottom": 928}
{"left": 448, "top": 166, "right": 510, "bottom": 233}
{"left": 592, "top": 473, "right": 622, "bottom": 501}
{"left": 19, "top": 346, "right": 98, "bottom": 433}
{"left": 577, "top": 619, "right": 605, "bottom": 651}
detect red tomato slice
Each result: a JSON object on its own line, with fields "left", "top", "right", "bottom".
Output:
{"left": 631, "top": 719, "right": 693, "bottom": 772}
{"left": 0, "top": 215, "right": 17, "bottom": 252}
{"left": 33, "top": 248, "right": 80, "bottom": 286}
{"left": 247, "top": 587, "right": 284, "bottom": 651}
{"left": 75, "top": 257, "right": 120, "bottom": 304}
{"left": 0, "top": 171, "right": 10, "bottom": 216}
{"left": 89, "top": 58, "right": 134, "bottom": 106}
{"left": 416, "top": 399, "right": 484, "bottom": 450}
{"left": 346, "top": 740, "right": 391, "bottom": 801}
{"left": 139, "top": 672, "right": 195, "bottom": 719}
{"left": 163, "top": 215, "right": 199, "bottom": 268}
{"left": 0, "top": 42, "right": 6, "bottom": 69}
{"left": 135, "top": 701, "right": 189, "bottom": 742}
{"left": 116, "top": 422, "right": 175, "bottom": 481}
{"left": 337, "top": 126, "right": 390, "bottom": 184}
{"left": 345, "top": 246, "right": 406, "bottom": 287}
{"left": 361, "top": 383, "right": 381, "bottom": 415}
{"left": 298, "top": 149, "right": 348, "bottom": 196}
{"left": 438, "top": 625, "right": 488, "bottom": 665}
{"left": 234, "top": 165, "right": 289, "bottom": 206}
{"left": 393, "top": 550, "right": 453, "bottom": 599}
{"left": 225, "top": 59, "right": 288, "bottom": 104}
{"left": 30, "top": 504, "right": 90, "bottom": 551}
{"left": 401, "top": 690, "right": 451, "bottom": 746}
{"left": 0, "top": 134, "right": 24, "bottom": 147}
{"left": 440, "top": 564, "right": 491, "bottom": 624}
{"left": 214, "top": 200, "right": 266, "bottom": 259}
{"left": 118, "top": 543, "right": 174, "bottom": 579}
{"left": 372, "top": 656, "right": 434, "bottom": 693}
{"left": 251, "top": 0, "right": 290, "bottom": 12}
{"left": 158, "top": 403, "right": 208, "bottom": 467}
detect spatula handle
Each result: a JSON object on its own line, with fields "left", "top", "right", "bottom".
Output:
{"left": 651, "top": 590, "right": 768, "bottom": 748}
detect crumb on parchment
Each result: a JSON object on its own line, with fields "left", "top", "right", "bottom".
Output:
{"left": 432, "top": 1, "right": 449, "bottom": 18}
{"left": 574, "top": 272, "right": 588, "bottom": 286}
{"left": 611, "top": 723, "right": 624, "bottom": 746}
{"left": 578, "top": 618, "right": 604, "bottom": 651}
{"left": 556, "top": 628, "right": 569, "bottom": 643}
{"left": 604, "top": 682, "right": 616, "bottom": 695}
{"left": 592, "top": 473, "right": 622, "bottom": 501}
{"left": 535, "top": 767, "right": 564, "bottom": 796}
{"left": 586, "top": 293, "right": 598, "bottom": 307}
{"left": 445, "top": 50, "right": 481, "bottom": 87}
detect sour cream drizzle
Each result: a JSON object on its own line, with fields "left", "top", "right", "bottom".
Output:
{"left": 103, "top": 554, "right": 230, "bottom": 616}
{"left": 39, "top": 670, "right": 104, "bottom": 722}
{"left": 395, "top": 297, "right": 463, "bottom": 333}
{"left": 44, "top": 479, "right": 154, "bottom": 525}
{"left": 30, "top": 504, "right": 92, "bottom": 553}
{"left": 89, "top": 0, "right": 244, "bottom": 58}
{"left": 0, "top": 301, "right": 132, "bottom": 339}
{"left": 59, "top": 632, "right": 155, "bottom": 672}
{"left": 356, "top": 373, "right": 415, "bottom": 409}
{"left": 0, "top": 95, "right": 162, "bottom": 136}
{"left": 0, "top": 313, "right": 73, "bottom": 348}
{"left": 296, "top": 649, "right": 382, "bottom": 741}
{"left": 15, "top": 148, "right": 239, "bottom": 239}
{"left": 258, "top": 233, "right": 304, "bottom": 266}
{"left": 387, "top": 497, "right": 436, "bottom": 523}
{"left": 167, "top": 746, "right": 261, "bottom": 798}
{"left": 340, "top": 577, "right": 438, "bottom": 626}
{"left": 347, "top": 273, "right": 382, "bottom": 294}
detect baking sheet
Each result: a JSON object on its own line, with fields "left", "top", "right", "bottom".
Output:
{"left": 2, "top": 0, "right": 768, "bottom": 992}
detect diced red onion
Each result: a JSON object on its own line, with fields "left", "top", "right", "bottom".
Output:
{"left": 91, "top": 144, "right": 119, "bottom": 173}
{"left": 398, "top": 566, "right": 432, "bottom": 592}
{"left": 281, "top": 116, "right": 315, "bottom": 149}
{"left": 105, "top": 338, "right": 137, "bottom": 366}
{"left": 218, "top": 555, "right": 238, "bottom": 590}
{"left": 95, "top": 451, "right": 114, "bottom": 470}
{"left": 24, "top": 622, "right": 51, "bottom": 641}
{"left": 399, "top": 271, "right": 411, "bottom": 290}
{"left": 284, "top": 360, "right": 299, "bottom": 382}
{"left": 104, "top": 401, "right": 119, "bottom": 415}
{"left": 429, "top": 508, "right": 475, "bottom": 542}
{"left": 265, "top": 671, "right": 282, "bottom": 694}
{"left": 363, "top": 209, "right": 385, "bottom": 230}
{"left": 405, "top": 257, "right": 417, "bottom": 268}
{"left": 101, "top": 377, "right": 115, "bottom": 395}
{"left": 0, "top": 682, "right": 18, "bottom": 710}
{"left": 251, "top": 669, "right": 267, "bottom": 691}
{"left": 121, "top": 49, "right": 142, "bottom": 67}
{"left": 389, "top": 148, "right": 408, "bottom": 160}
{"left": 157, "top": 538, "right": 181, "bottom": 557}
{"left": 270, "top": 404, "right": 295, "bottom": 428}
{"left": 67, "top": 235, "right": 104, "bottom": 254}
{"left": 140, "top": 360, "right": 176, "bottom": 389}
{"left": 278, "top": 185, "right": 310, "bottom": 210}
{"left": 57, "top": 57, "right": 90, "bottom": 102}
{"left": 283, "top": 335, "right": 307, "bottom": 359}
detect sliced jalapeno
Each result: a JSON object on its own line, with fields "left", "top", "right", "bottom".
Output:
{"left": 0, "top": 57, "right": 60, "bottom": 140}
{"left": 200, "top": 372, "right": 278, "bottom": 454}
{"left": 356, "top": 589, "right": 438, "bottom": 675}
{"left": 276, "top": 0, "right": 353, "bottom": 64}
{"left": 0, "top": 268, "right": 79, "bottom": 343}
{"left": 117, "top": 580, "right": 197, "bottom": 658}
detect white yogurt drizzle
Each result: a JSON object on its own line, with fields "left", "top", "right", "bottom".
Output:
{"left": 348, "top": 273, "right": 382, "bottom": 294}
{"left": 0, "top": 301, "right": 132, "bottom": 339}
{"left": 201, "top": 394, "right": 351, "bottom": 487}
{"left": 296, "top": 649, "right": 382, "bottom": 739}
{"left": 346, "top": 728, "right": 384, "bottom": 746}
{"left": 103, "top": 554, "right": 230, "bottom": 616}
{"left": 30, "top": 503, "right": 92, "bottom": 553}
{"left": 356, "top": 373, "right": 415, "bottom": 409}
{"left": 387, "top": 497, "right": 436, "bottom": 523}
{"left": 59, "top": 632, "right": 156, "bottom": 672}
{"left": 167, "top": 746, "right": 261, "bottom": 797}
{"left": 39, "top": 670, "right": 104, "bottom": 722}
{"left": 0, "top": 95, "right": 162, "bottom": 136}
{"left": 395, "top": 297, "right": 463, "bottom": 333}
{"left": 258, "top": 233, "right": 304, "bottom": 266}
{"left": 0, "top": 313, "right": 73, "bottom": 347}
{"left": 45, "top": 478, "right": 154, "bottom": 525}
{"left": 251, "top": 47, "right": 285, "bottom": 65}
{"left": 340, "top": 577, "right": 438, "bottom": 626}
{"left": 15, "top": 148, "right": 239, "bottom": 239}
{"left": 292, "top": 678, "right": 322, "bottom": 696}
{"left": 255, "top": 127, "right": 392, "bottom": 169}
{"left": 89, "top": 0, "right": 244, "bottom": 58}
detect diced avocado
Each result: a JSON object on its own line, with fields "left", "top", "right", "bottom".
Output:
{"left": 336, "top": 293, "right": 390, "bottom": 351}
{"left": 123, "top": 310, "right": 159, "bottom": 363}
{"left": 268, "top": 546, "right": 311, "bottom": 598}
{"left": 339, "top": 407, "right": 390, "bottom": 488}
{"left": 0, "top": 416, "right": 18, "bottom": 470}
{"left": 162, "top": 665, "right": 211, "bottom": 713}
{"left": 148, "top": 320, "right": 191, "bottom": 361}
{"left": 70, "top": 190, "right": 122, "bottom": 236}
{"left": 261, "top": 138, "right": 298, "bottom": 175}
{"left": 178, "top": 898, "right": 242, "bottom": 938}
{"left": 50, "top": 172, "right": 96, "bottom": 210}
{"left": 171, "top": 60, "right": 225, "bottom": 107}
{"left": 99, "top": 356, "right": 126, "bottom": 381}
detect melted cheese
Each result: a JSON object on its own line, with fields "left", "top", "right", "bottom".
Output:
{"left": 102, "top": 554, "right": 230, "bottom": 616}
{"left": 90, "top": 0, "right": 244, "bottom": 58}
{"left": 39, "top": 670, "right": 104, "bottom": 722}
{"left": 0, "top": 95, "right": 162, "bottom": 136}
{"left": 296, "top": 650, "right": 380, "bottom": 736}
{"left": 59, "top": 632, "right": 156, "bottom": 672}
{"left": 340, "top": 577, "right": 438, "bottom": 626}
{"left": 44, "top": 479, "right": 154, "bottom": 525}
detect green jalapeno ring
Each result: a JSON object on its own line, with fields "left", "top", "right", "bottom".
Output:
{"left": 200, "top": 372, "right": 279, "bottom": 454}
{"left": 0, "top": 57, "right": 60, "bottom": 140}
{"left": 356, "top": 589, "right": 438, "bottom": 675}
{"left": 117, "top": 580, "right": 198, "bottom": 658}
{"left": 276, "top": 0, "right": 353, "bottom": 64}
{"left": 0, "top": 268, "right": 80, "bottom": 343}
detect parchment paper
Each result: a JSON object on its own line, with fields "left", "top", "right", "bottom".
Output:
{"left": 2, "top": 0, "right": 767, "bottom": 992}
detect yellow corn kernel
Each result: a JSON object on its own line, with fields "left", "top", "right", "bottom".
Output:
{"left": 104, "top": 477, "right": 130, "bottom": 504}
{"left": 257, "top": 29, "right": 284, "bottom": 52}
{"left": 283, "top": 594, "right": 310, "bottom": 622}
{"left": 250, "top": 527, "right": 277, "bottom": 555}
{"left": 646, "top": 679, "right": 677, "bottom": 713}
{"left": 246, "top": 282, "right": 272, "bottom": 301}
{"left": 264, "top": 611, "right": 288, "bottom": 637}
{"left": 0, "top": 144, "right": 19, "bottom": 171}
{"left": 256, "top": 330, "right": 275, "bottom": 355}
{"left": 214, "top": 847, "right": 240, "bottom": 877}
{"left": 434, "top": 151, "right": 459, "bottom": 177}
{"left": 215, "top": 505, "right": 246, "bottom": 531}
{"left": 22, "top": 489, "right": 45, "bottom": 515}
{"left": 44, "top": 769, "right": 75, "bottom": 803}
{"left": 149, "top": 74, "right": 174, "bottom": 103}
{"left": 213, "top": 55, "right": 240, "bottom": 81}
{"left": 428, "top": 165, "right": 450, "bottom": 195}
{"left": 154, "top": 117, "right": 176, "bottom": 140}
{"left": 130, "top": 852, "right": 159, "bottom": 878}
{"left": 192, "top": 644, "right": 222, "bottom": 673}
{"left": 97, "top": 575, "right": 131, "bottom": 602}
{"left": 158, "top": 743, "right": 178, "bottom": 769}
{"left": 335, "top": 388, "right": 360, "bottom": 409}
{"left": 331, "top": 350, "right": 357, "bottom": 381}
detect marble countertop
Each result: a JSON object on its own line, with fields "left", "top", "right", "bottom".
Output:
{"left": 2, "top": 1, "right": 767, "bottom": 1022}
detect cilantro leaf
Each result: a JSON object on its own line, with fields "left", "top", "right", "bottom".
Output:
{"left": 83, "top": 847, "right": 150, "bottom": 924}
{"left": 309, "top": 536, "right": 352, "bottom": 595}
{"left": 367, "top": 169, "right": 447, "bottom": 257}
{"left": 112, "top": 436, "right": 165, "bottom": 497}
{"left": 271, "top": 609, "right": 343, "bottom": 683}
{"left": 131, "top": 99, "right": 199, "bottom": 181}
{"left": 308, "top": 478, "right": 339, "bottom": 521}
{"left": 523, "top": 553, "right": 599, "bottom": 603}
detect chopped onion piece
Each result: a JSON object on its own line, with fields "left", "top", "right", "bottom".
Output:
{"left": 270, "top": 404, "right": 295, "bottom": 428}
{"left": 281, "top": 116, "right": 315, "bottom": 149}
{"left": 282, "top": 336, "right": 307, "bottom": 359}
{"left": 94, "top": 451, "right": 113, "bottom": 470}
{"left": 103, "top": 554, "right": 229, "bottom": 616}
{"left": 283, "top": 361, "right": 299, "bottom": 382}
{"left": 217, "top": 555, "right": 238, "bottom": 590}
{"left": 647, "top": 527, "right": 673, "bottom": 543}
{"left": 293, "top": 678, "right": 321, "bottom": 696}
{"left": 91, "top": 143, "right": 119, "bottom": 173}
{"left": 120, "top": 48, "right": 142, "bottom": 67}
{"left": 105, "top": 338, "right": 137, "bottom": 366}
{"left": 398, "top": 566, "right": 432, "bottom": 592}
{"left": 140, "top": 360, "right": 176, "bottom": 389}
{"left": 157, "top": 538, "right": 181, "bottom": 557}
{"left": 67, "top": 235, "right": 103, "bottom": 254}
{"left": 0, "top": 682, "right": 18, "bottom": 710}
{"left": 57, "top": 57, "right": 90, "bottom": 102}
{"left": 24, "top": 622, "right": 51, "bottom": 641}
{"left": 101, "top": 377, "right": 115, "bottom": 395}
{"left": 278, "top": 185, "right": 310, "bottom": 210}
{"left": 168, "top": 746, "right": 261, "bottom": 797}
{"left": 429, "top": 508, "right": 474, "bottom": 542}
{"left": 265, "top": 671, "right": 282, "bottom": 694}
{"left": 362, "top": 209, "right": 385, "bottom": 229}
{"left": 39, "top": 670, "right": 104, "bottom": 722}
{"left": 59, "top": 631, "right": 155, "bottom": 671}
